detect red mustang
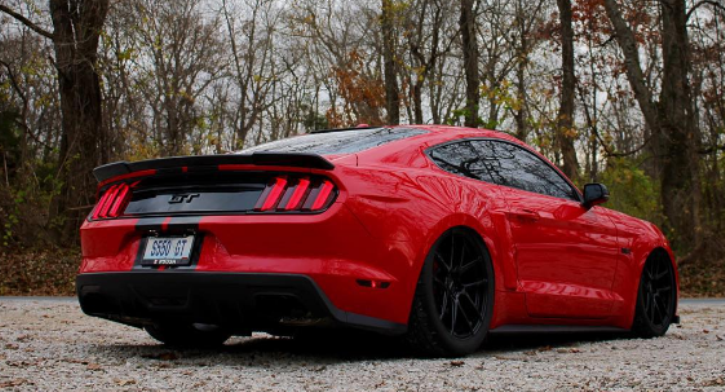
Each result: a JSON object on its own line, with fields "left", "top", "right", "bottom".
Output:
{"left": 77, "top": 125, "right": 679, "bottom": 356}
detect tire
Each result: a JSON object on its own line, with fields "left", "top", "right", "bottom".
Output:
{"left": 631, "top": 250, "right": 677, "bottom": 338}
{"left": 406, "top": 227, "right": 495, "bottom": 357}
{"left": 145, "top": 322, "right": 231, "bottom": 348}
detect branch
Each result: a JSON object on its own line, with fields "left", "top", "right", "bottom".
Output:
{"left": 600, "top": 34, "right": 617, "bottom": 47}
{"left": 676, "top": 242, "right": 705, "bottom": 267}
{"left": 686, "top": 0, "right": 725, "bottom": 20}
{"left": 0, "top": 59, "right": 27, "bottom": 107}
{"left": 576, "top": 84, "right": 651, "bottom": 158}
{"left": 0, "top": 5, "right": 53, "bottom": 39}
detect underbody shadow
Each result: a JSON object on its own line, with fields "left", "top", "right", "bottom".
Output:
{"left": 87, "top": 328, "right": 634, "bottom": 365}
{"left": 482, "top": 331, "right": 629, "bottom": 353}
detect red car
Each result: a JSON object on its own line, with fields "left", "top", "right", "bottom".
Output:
{"left": 77, "top": 125, "right": 679, "bottom": 356}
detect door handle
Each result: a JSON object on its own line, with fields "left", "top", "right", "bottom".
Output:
{"left": 512, "top": 209, "right": 540, "bottom": 222}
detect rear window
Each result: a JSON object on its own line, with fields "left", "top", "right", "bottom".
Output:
{"left": 239, "top": 127, "right": 427, "bottom": 155}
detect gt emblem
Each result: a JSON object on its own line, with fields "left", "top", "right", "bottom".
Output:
{"left": 168, "top": 193, "right": 200, "bottom": 204}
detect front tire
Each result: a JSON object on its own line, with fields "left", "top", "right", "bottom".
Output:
{"left": 145, "top": 323, "right": 231, "bottom": 348}
{"left": 631, "top": 250, "right": 677, "bottom": 338}
{"left": 406, "top": 228, "right": 495, "bottom": 357}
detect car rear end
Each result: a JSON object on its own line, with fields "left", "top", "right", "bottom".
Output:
{"left": 77, "top": 128, "right": 430, "bottom": 336}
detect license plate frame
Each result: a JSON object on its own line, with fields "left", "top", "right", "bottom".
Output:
{"left": 141, "top": 235, "right": 196, "bottom": 266}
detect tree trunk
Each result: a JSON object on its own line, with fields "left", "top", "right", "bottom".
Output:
{"left": 659, "top": 0, "right": 700, "bottom": 246}
{"left": 603, "top": 0, "right": 699, "bottom": 247}
{"left": 49, "top": 0, "right": 110, "bottom": 240}
{"left": 381, "top": 0, "right": 400, "bottom": 125}
{"left": 413, "top": 83, "right": 423, "bottom": 124}
{"left": 460, "top": 0, "right": 479, "bottom": 128}
{"left": 556, "top": 0, "right": 578, "bottom": 181}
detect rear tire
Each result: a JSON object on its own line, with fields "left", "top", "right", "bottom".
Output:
{"left": 406, "top": 228, "right": 495, "bottom": 357}
{"left": 145, "top": 323, "right": 231, "bottom": 347}
{"left": 631, "top": 250, "right": 677, "bottom": 338}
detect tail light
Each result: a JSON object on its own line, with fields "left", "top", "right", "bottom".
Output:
{"left": 91, "top": 182, "right": 134, "bottom": 220}
{"left": 254, "top": 176, "right": 337, "bottom": 213}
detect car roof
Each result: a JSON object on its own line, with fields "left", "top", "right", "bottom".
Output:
{"left": 400, "top": 124, "right": 519, "bottom": 140}
{"left": 380, "top": 124, "right": 527, "bottom": 150}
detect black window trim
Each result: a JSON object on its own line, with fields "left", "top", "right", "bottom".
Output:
{"left": 424, "top": 137, "right": 583, "bottom": 203}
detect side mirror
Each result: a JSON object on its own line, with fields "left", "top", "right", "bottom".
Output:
{"left": 582, "top": 183, "right": 609, "bottom": 208}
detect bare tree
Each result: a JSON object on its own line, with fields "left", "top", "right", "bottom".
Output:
{"left": 460, "top": 0, "right": 479, "bottom": 127}
{"left": 556, "top": 0, "right": 579, "bottom": 180}
{"left": 1, "top": 0, "right": 109, "bottom": 239}
{"left": 603, "top": 0, "right": 701, "bottom": 247}
{"left": 381, "top": 0, "right": 400, "bottom": 124}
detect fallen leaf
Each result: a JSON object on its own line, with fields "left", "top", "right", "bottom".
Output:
{"left": 450, "top": 360, "right": 464, "bottom": 367}
{"left": 703, "top": 329, "right": 710, "bottom": 334}
{"left": 114, "top": 379, "right": 137, "bottom": 386}
{"left": 570, "top": 348, "right": 580, "bottom": 353}
{"left": 0, "top": 379, "right": 32, "bottom": 388}
{"left": 16, "top": 335, "right": 31, "bottom": 342}
{"left": 6, "top": 360, "right": 35, "bottom": 368}
{"left": 704, "top": 378, "right": 725, "bottom": 386}
{"left": 142, "top": 352, "right": 179, "bottom": 361}
{"left": 4, "top": 344, "right": 19, "bottom": 350}
{"left": 87, "top": 363, "right": 103, "bottom": 371}
{"left": 62, "top": 358, "right": 89, "bottom": 365}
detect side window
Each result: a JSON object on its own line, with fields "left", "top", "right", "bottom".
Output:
{"left": 469, "top": 140, "right": 578, "bottom": 200}
{"left": 427, "top": 141, "right": 494, "bottom": 183}
{"left": 428, "top": 139, "right": 579, "bottom": 201}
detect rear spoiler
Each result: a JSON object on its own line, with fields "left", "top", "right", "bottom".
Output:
{"left": 93, "top": 152, "right": 335, "bottom": 183}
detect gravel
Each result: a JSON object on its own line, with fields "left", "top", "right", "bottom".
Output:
{"left": 1, "top": 299, "right": 724, "bottom": 391}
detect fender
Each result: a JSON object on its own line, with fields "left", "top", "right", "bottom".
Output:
{"left": 602, "top": 208, "right": 680, "bottom": 328}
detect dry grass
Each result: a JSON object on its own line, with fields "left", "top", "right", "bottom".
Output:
{"left": 679, "top": 258, "right": 725, "bottom": 298}
{"left": 0, "top": 248, "right": 79, "bottom": 296}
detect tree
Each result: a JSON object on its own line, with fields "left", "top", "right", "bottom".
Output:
{"left": 402, "top": 0, "right": 455, "bottom": 124}
{"left": 556, "top": 0, "right": 579, "bottom": 180}
{"left": 603, "top": 0, "right": 700, "bottom": 247}
{"left": 381, "top": 0, "right": 400, "bottom": 125}
{"left": 460, "top": 0, "right": 479, "bottom": 128}
{"left": 1, "top": 1, "right": 110, "bottom": 240}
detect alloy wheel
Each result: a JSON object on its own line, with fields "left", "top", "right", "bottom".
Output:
{"left": 431, "top": 230, "right": 490, "bottom": 339}
{"left": 641, "top": 253, "right": 675, "bottom": 328}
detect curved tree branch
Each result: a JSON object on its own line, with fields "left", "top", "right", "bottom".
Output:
{"left": 686, "top": 0, "right": 725, "bottom": 20}
{"left": 0, "top": 4, "right": 53, "bottom": 39}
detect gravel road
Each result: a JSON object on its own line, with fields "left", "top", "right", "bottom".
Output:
{"left": 1, "top": 299, "right": 723, "bottom": 391}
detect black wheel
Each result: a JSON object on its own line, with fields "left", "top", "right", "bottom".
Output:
{"left": 145, "top": 322, "right": 231, "bottom": 348}
{"left": 631, "top": 250, "right": 677, "bottom": 338}
{"left": 406, "top": 227, "right": 495, "bottom": 357}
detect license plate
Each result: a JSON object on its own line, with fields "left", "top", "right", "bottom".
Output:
{"left": 142, "top": 235, "right": 195, "bottom": 266}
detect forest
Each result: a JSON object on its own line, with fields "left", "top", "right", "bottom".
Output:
{"left": 0, "top": 0, "right": 724, "bottom": 295}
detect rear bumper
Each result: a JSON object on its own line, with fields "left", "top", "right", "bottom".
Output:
{"left": 76, "top": 272, "right": 407, "bottom": 335}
